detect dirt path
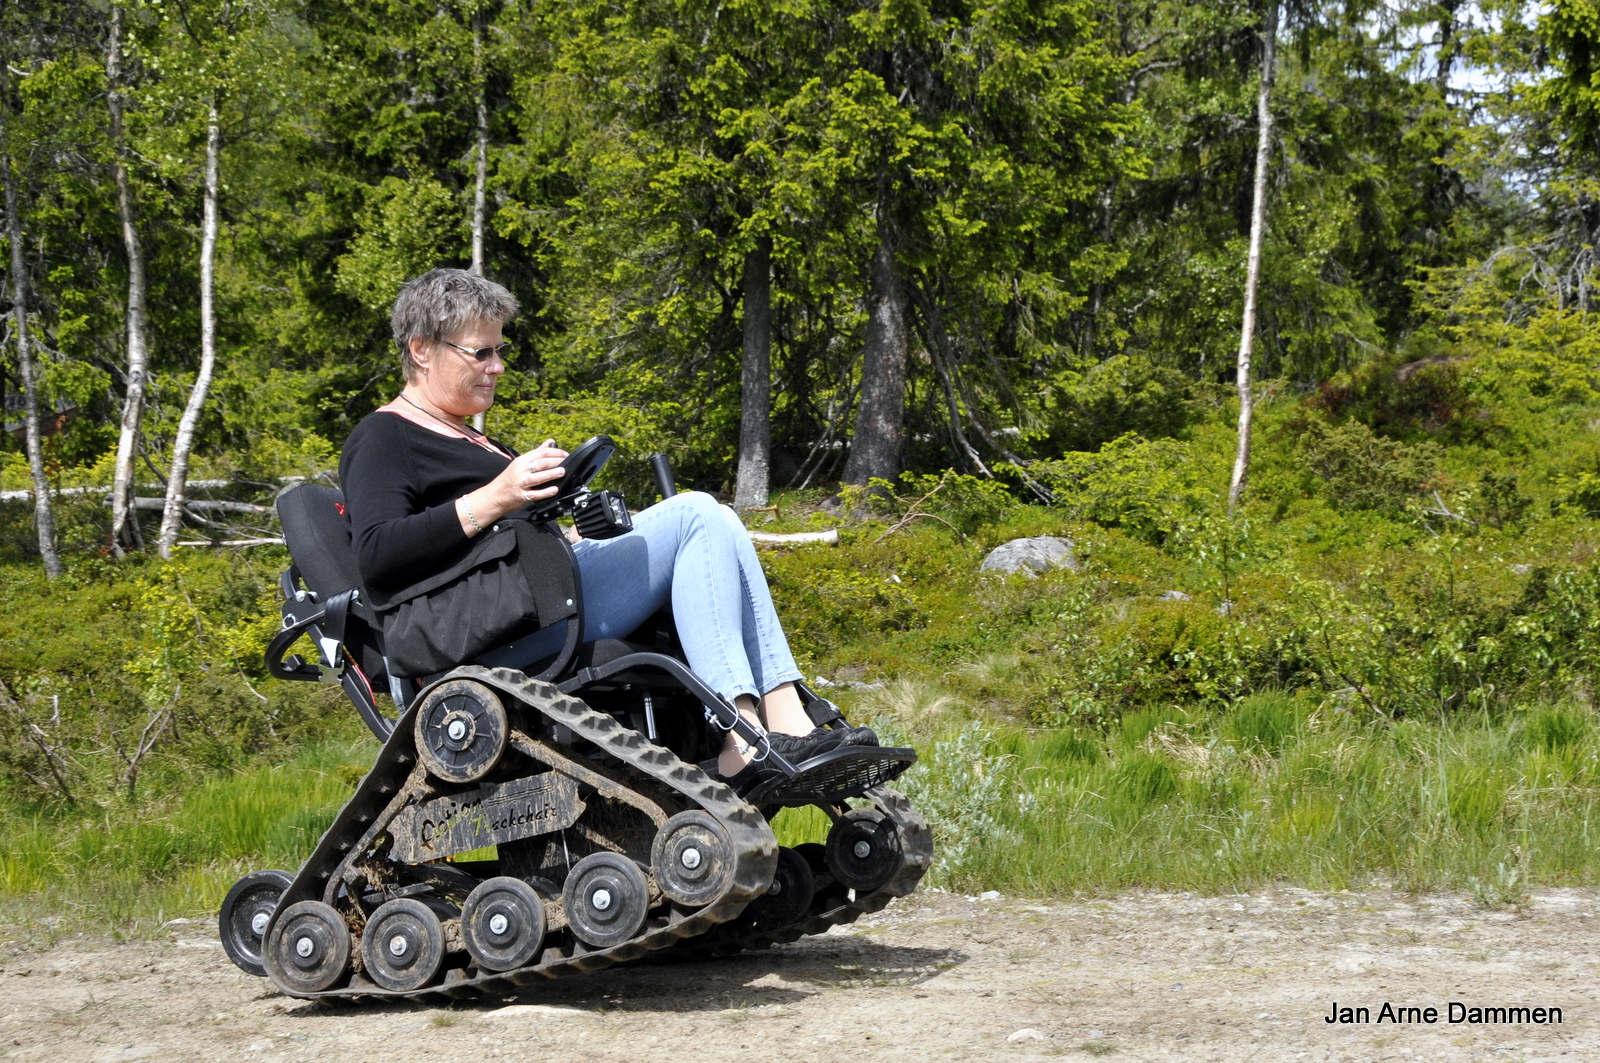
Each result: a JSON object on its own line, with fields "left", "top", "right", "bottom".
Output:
{"left": 2, "top": 888, "right": 1596, "bottom": 1062}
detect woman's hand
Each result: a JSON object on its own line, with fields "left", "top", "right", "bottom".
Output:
{"left": 456, "top": 439, "right": 567, "bottom": 536}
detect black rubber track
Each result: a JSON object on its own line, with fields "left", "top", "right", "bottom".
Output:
{"left": 654, "top": 784, "right": 933, "bottom": 961}
{"left": 260, "top": 666, "right": 779, "bottom": 1003}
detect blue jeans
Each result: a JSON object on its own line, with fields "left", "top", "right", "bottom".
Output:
{"left": 494, "top": 492, "right": 802, "bottom": 702}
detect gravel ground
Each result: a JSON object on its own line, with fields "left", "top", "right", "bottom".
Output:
{"left": 1, "top": 888, "right": 1596, "bottom": 1062}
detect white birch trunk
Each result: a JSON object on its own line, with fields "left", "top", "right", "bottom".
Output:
{"left": 3, "top": 139, "right": 63, "bottom": 578}
{"left": 157, "top": 101, "right": 221, "bottom": 559}
{"left": 1227, "top": 1, "right": 1278, "bottom": 511}
{"left": 106, "top": 2, "right": 151, "bottom": 554}
{"left": 470, "top": 16, "right": 489, "bottom": 434}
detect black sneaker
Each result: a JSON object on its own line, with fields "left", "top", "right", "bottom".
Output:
{"left": 765, "top": 727, "right": 848, "bottom": 762}
{"left": 803, "top": 698, "right": 880, "bottom": 748}
{"left": 714, "top": 757, "right": 790, "bottom": 798}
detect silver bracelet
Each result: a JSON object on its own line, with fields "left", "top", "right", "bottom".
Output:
{"left": 462, "top": 498, "right": 481, "bottom": 533}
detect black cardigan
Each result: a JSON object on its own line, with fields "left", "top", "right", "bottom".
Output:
{"left": 338, "top": 411, "right": 528, "bottom": 592}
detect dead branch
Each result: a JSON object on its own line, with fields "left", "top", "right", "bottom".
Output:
{"left": 871, "top": 475, "right": 966, "bottom": 544}
{"left": 0, "top": 679, "right": 75, "bottom": 802}
{"left": 117, "top": 686, "right": 178, "bottom": 798}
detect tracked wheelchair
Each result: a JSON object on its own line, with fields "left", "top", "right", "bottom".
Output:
{"left": 218, "top": 439, "right": 930, "bottom": 1003}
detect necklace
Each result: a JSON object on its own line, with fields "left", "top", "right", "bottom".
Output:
{"left": 400, "top": 392, "right": 483, "bottom": 438}
{"left": 391, "top": 392, "right": 507, "bottom": 456}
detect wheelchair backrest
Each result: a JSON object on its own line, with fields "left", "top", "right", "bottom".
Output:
{"left": 277, "top": 483, "right": 364, "bottom": 598}
{"left": 276, "top": 482, "right": 392, "bottom": 687}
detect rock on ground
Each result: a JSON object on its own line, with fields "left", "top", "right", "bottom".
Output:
{"left": 2, "top": 888, "right": 1597, "bottom": 1062}
{"left": 979, "top": 536, "right": 1079, "bottom": 577}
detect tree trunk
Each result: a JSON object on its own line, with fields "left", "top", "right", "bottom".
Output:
{"left": 470, "top": 12, "right": 489, "bottom": 433}
{"left": 1434, "top": 0, "right": 1460, "bottom": 98}
{"left": 842, "top": 231, "right": 909, "bottom": 487}
{"left": 3, "top": 135, "right": 63, "bottom": 578}
{"left": 470, "top": 14, "right": 488, "bottom": 276}
{"left": 106, "top": 2, "right": 151, "bottom": 555}
{"left": 733, "top": 236, "right": 772, "bottom": 508}
{"left": 1227, "top": 0, "right": 1278, "bottom": 511}
{"left": 157, "top": 100, "right": 221, "bottom": 559}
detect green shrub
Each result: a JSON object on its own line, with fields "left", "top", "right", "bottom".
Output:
{"left": 1473, "top": 471, "right": 1532, "bottom": 528}
{"left": 1038, "top": 354, "right": 1198, "bottom": 453}
{"left": 887, "top": 471, "right": 1016, "bottom": 536}
{"left": 1295, "top": 419, "right": 1442, "bottom": 514}
{"left": 1029, "top": 433, "right": 1214, "bottom": 544}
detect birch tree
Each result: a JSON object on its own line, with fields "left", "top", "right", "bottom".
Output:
{"left": 2, "top": 67, "right": 62, "bottom": 578}
{"left": 1228, "top": 0, "right": 1278, "bottom": 510}
{"left": 106, "top": 1, "right": 151, "bottom": 555}
{"left": 156, "top": 98, "right": 220, "bottom": 558}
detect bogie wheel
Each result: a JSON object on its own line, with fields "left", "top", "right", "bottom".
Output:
{"left": 650, "top": 810, "right": 734, "bottom": 907}
{"left": 825, "top": 808, "right": 902, "bottom": 894}
{"left": 414, "top": 679, "right": 508, "bottom": 784}
{"left": 219, "top": 869, "right": 293, "bottom": 977}
{"left": 791, "top": 842, "right": 828, "bottom": 875}
{"left": 361, "top": 897, "right": 446, "bottom": 992}
{"left": 461, "top": 877, "right": 548, "bottom": 972}
{"left": 746, "top": 846, "right": 815, "bottom": 931}
{"left": 562, "top": 852, "right": 650, "bottom": 948}
{"left": 264, "top": 900, "right": 352, "bottom": 994}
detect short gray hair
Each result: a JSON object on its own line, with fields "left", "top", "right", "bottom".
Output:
{"left": 391, "top": 268, "right": 519, "bottom": 381}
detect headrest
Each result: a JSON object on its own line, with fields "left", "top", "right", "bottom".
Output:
{"left": 276, "top": 483, "right": 363, "bottom": 600}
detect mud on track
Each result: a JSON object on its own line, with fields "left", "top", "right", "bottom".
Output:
{"left": 2, "top": 888, "right": 1596, "bottom": 1062}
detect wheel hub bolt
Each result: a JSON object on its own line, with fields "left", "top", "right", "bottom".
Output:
{"left": 489, "top": 914, "right": 509, "bottom": 935}
{"left": 592, "top": 888, "right": 612, "bottom": 911}
{"left": 252, "top": 913, "right": 270, "bottom": 936}
{"left": 447, "top": 719, "right": 468, "bottom": 741}
{"left": 681, "top": 847, "right": 702, "bottom": 870}
{"left": 295, "top": 936, "right": 314, "bottom": 959}
{"left": 768, "top": 880, "right": 783, "bottom": 896}
{"left": 389, "top": 935, "right": 408, "bottom": 958}
{"left": 854, "top": 840, "right": 872, "bottom": 859}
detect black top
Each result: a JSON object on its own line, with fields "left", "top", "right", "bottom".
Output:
{"left": 338, "top": 411, "right": 524, "bottom": 591}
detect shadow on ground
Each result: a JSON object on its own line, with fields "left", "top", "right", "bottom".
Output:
{"left": 285, "top": 938, "right": 969, "bottom": 1018}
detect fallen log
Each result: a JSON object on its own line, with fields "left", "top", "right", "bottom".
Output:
{"left": 748, "top": 528, "right": 839, "bottom": 545}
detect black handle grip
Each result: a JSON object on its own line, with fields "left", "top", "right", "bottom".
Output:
{"left": 650, "top": 453, "right": 677, "bottom": 499}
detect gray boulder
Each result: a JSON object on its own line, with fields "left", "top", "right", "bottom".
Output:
{"left": 979, "top": 536, "right": 1080, "bottom": 577}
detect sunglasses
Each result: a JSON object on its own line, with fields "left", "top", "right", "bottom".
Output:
{"left": 442, "top": 339, "right": 513, "bottom": 362}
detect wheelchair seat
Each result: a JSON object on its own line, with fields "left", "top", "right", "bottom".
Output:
{"left": 269, "top": 482, "right": 700, "bottom": 736}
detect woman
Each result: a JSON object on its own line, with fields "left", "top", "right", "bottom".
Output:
{"left": 339, "top": 268, "right": 873, "bottom": 795}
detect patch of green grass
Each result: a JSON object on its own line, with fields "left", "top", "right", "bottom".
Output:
{"left": 843, "top": 693, "right": 1600, "bottom": 897}
{"left": 0, "top": 737, "right": 375, "bottom": 935}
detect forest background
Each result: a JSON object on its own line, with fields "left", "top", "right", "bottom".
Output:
{"left": 7, "top": 0, "right": 1600, "bottom": 929}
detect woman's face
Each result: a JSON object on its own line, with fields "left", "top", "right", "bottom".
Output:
{"left": 409, "top": 318, "right": 507, "bottom": 419}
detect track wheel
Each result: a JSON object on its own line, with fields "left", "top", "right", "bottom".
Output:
{"left": 414, "top": 679, "right": 508, "bottom": 784}
{"left": 461, "top": 877, "right": 548, "bottom": 972}
{"left": 562, "top": 852, "right": 650, "bottom": 948}
{"left": 825, "top": 808, "right": 901, "bottom": 894}
{"left": 219, "top": 869, "right": 294, "bottom": 977}
{"left": 265, "top": 900, "right": 351, "bottom": 994}
{"left": 746, "top": 846, "right": 815, "bottom": 931}
{"left": 361, "top": 897, "right": 446, "bottom": 992}
{"left": 650, "top": 810, "right": 735, "bottom": 907}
